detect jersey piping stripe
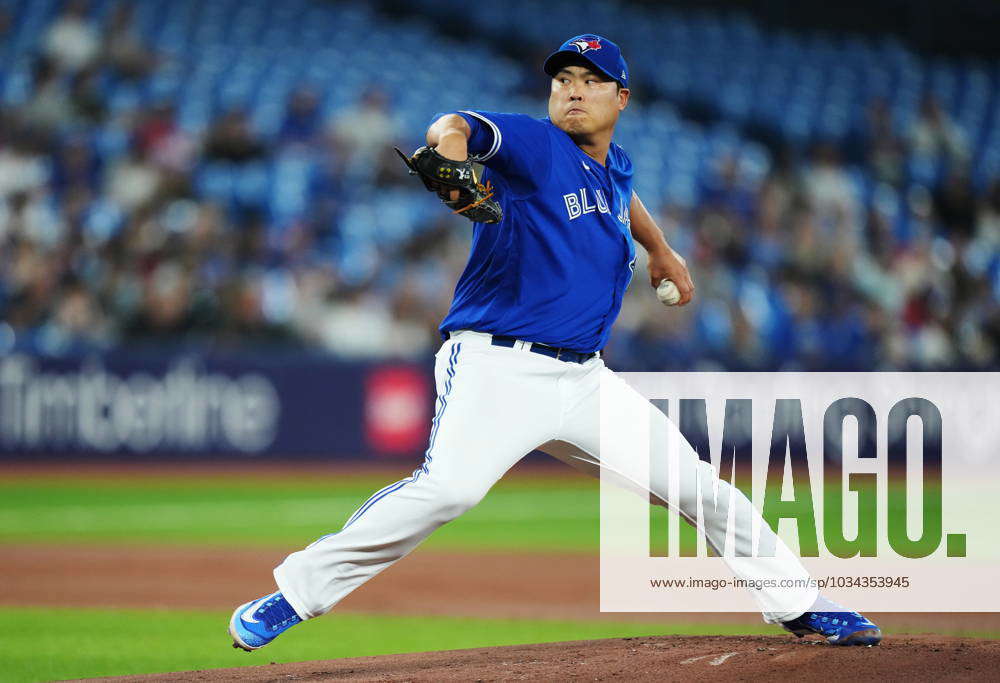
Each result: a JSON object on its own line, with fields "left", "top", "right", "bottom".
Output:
{"left": 338, "top": 342, "right": 462, "bottom": 531}
{"left": 459, "top": 111, "right": 502, "bottom": 161}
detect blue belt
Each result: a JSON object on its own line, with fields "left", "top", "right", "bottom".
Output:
{"left": 489, "top": 334, "right": 598, "bottom": 364}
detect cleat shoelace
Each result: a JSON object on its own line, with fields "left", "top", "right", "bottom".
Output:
{"left": 806, "top": 611, "right": 872, "bottom": 635}
{"left": 253, "top": 594, "right": 302, "bottom": 633}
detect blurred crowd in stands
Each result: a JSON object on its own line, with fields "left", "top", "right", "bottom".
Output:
{"left": 0, "top": 0, "right": 997, "bottom": 370}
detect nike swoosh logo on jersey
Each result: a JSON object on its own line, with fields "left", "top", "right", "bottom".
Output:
{"left": 241, "top": 595, "right": 270, "bottom": 624}
{"left": 581, "top": 161, "right": 590, "bottom": 170}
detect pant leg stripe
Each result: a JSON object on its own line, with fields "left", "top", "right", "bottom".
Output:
{"left": 425, "top": 343, "right": 458, "bottom": 458}
{"left": 341, "top": 479, "right": 411, "bottom": 529}
{"left": 340, "top": 342, "right": 462, "bottom": 530}
{"left": 424, "top": 342, "right": 461, "bottom": 466}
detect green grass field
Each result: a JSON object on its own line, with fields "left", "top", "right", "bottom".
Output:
{"left": 0, "top": 471, "right": 908, "bottom": 553}
{"left": 0, "top": 607, "right": 775, "bottom": 682}
{"left": 1, "top": 471, "right": 994, "bottom": 682}
{"left": 0, "top": 473, "right": 601, "bottom": 551}
{"left": 1, "top": 471, "right": 618, "bottom": 682}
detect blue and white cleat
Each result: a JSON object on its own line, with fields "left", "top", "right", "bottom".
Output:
{"left": 229, "top": 591, "right": 302, "bottom": 651}
{"left": 781, "top": 610, "right": 882, "bottom": 646}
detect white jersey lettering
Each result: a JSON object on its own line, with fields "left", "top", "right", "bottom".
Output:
{"left": 595, "top": 189, "right": 610, "bottom": 214}
{"left": 616, "top": 198, "right": 631, "bottom": 228}
{"left": 564, "top": 192, "right": 582, "bottom": 219}
{"left": 565, "top": 188, "right": 613, "bottom": 220}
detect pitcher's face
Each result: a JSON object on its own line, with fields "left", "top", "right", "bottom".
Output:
{"left": 548, "top": 64, "right": 629, "bottom": 138}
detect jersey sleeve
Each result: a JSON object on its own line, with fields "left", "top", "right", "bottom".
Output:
{"left": 452, "top": 110, "right": 552, "bottom": 196}
{"left": 608, "top": 143, "right": 635, "bottom": 199}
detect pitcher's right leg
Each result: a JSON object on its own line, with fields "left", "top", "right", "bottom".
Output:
{"left": 271, "top": 334, "right": 561, "bottom": 622}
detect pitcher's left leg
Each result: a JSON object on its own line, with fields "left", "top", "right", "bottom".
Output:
{"left": 554, "top": 361, "right": 815, "bottom": 622}
{"left": 552, "top": 362, "right": 881, "bottom": 643}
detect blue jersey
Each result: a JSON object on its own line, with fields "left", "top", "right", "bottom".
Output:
{"left": 439, "top": 110, "right": 636, "bottom": 353}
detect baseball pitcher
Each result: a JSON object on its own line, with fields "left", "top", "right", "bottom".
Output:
{"left": 229, "top": 34, "right": 882, "bottom": 651}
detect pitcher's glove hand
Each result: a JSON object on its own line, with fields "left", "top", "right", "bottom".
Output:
{"left": 395, "top": 146, "right": 502, "bottom": 224}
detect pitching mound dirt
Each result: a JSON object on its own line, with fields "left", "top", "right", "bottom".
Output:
{"left": 89, "top": 634, "right": 997, "bottom": 682}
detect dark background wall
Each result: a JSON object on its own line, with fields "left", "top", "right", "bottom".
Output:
{"left": 638, "top": 0, "right": 1000, "bottom": 58}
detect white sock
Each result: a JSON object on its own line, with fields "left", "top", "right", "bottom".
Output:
{"left": 807, "top": 594, "right": 848, "bottom": 613}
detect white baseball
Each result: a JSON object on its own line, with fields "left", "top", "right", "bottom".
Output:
{"left": 656, "top": 278, "right": 681, "bottom": 306}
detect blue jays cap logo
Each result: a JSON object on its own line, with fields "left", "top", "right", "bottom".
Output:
{"left": 570, "top": 37, "right": 602, "bottom": 54}
{"left": 543, "top": 34, "right": 629, "bottom": 89}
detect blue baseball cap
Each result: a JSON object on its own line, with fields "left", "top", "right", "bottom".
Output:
{"left": 543, "top": 34, "right": 628, "bottom": 89}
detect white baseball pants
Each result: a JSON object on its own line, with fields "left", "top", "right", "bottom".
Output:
{"left": 274, "top": 330, "right": 816, "bottom": 623}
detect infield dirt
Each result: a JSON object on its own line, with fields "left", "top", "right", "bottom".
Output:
{"left": 5, "top": 543, "right": 999, "bottom": 635}
{"left": 84, "top": 634, "right": 997, "bottom": 681}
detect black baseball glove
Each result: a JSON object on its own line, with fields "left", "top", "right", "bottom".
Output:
{"left": 394, "top": 146, "right": 502, "bottom": 224}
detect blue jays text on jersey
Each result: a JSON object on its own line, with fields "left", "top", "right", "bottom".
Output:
{"left": 439, "top": 110, "right": 636, "bottom": 353}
